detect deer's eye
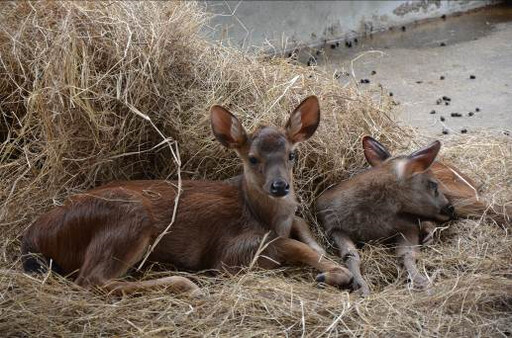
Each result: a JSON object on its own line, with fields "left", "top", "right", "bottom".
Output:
{"left": 288, "top": 152, "right": 296, "bottom": 161}
{"left": 428, "top": 181, "right": 439, "bottom": 196}
{"left": 249, "top": 156, "right": 259, "bottom": 165}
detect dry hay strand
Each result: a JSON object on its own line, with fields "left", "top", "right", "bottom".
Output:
{"left": 0, "top": 1, "right": 511, "bottom": 337}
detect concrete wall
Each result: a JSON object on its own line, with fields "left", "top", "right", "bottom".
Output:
{"left": 202, "top": 0, "right": 500, "bottom": 52}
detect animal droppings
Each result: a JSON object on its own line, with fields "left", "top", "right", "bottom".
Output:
{"left": 461, "top": 128, "right": 468, "bottom": 134}
{"left": 451, "top": 113, "right": 462, "bottom": 117}
{"left": 430, "top": 110, "right": 436, "bottom": 114}
{"left": 442, "top": 128, "right": 449, "bottom": 134}
{"left": 330, "top": 44, "right": 336, "bottom": 49}
{"left": 440, "top": 116, "right": 445, "bottom": 122}
{"left": 440, "top": 76, "right": 445, "bottom": 80}
{"left": 371, "top": 70, "right": 376, "bottom": 75}
{"left": 468, "top": 112, "right": 474, "bottom": 117}
{"left": 416, "top": 81, "right": 423, "bottom": 84}
{"left": 440, "top": 42, "right": 446, "bottom": 47}
{"left": 389, "top": 92, "right": 394, "bottom": 97}
{"left": 441, "top": 14, "right": 447, "bottom": 19}
{"left": 442, "top": 96, "right": 451, "bottom": 101}
{"left": 360, "top": 79, "right": 370, "bottom": 84}
{"left": 470, "top": 75, "right": 476, "bottom": 79}
{"left": 401, "top": 26, "right": 406, "bottom": 32}
{"left": 475, "top": 107, "right": 480, "bottom": 112}
{"left": 445, "top": 101, "right": 450, "bottom": 106}
{"left": 354, "top": 38, "right": 358, "bottom": 44}
{"left": 436, "top": 99, "right": 442, "bottom": 105}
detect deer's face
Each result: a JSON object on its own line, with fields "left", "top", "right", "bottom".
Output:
{"left": 241, "top": 127, "right": 296, "bottom": 197}
{"left": 363, "top": 136, "right": 455, "bottom": 222}
{"left": 210, "top": 96, "right": 320, "bottom": 198}
{"left": 394, "top": 160, "right": 454, "bottom": 221}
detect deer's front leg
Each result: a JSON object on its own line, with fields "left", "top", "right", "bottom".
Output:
{"left": 396, "top": 231, "right": 429, "bottom": 290}
{"left": 332, "top": 231, "right": 370, "bottom": 296}
{"left": 259, "top": 237, "right": 353, "bottom": 288}
{"left": 291, "top": 216, "right": 326, "bottom": 256}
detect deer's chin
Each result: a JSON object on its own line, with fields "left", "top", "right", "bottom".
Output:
{"left": 434, "top": 213, "right": 451, "bottom": 222}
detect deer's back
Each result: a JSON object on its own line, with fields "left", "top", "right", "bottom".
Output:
{"left": 23, "top": 180, "right": 264, "bottom": 274}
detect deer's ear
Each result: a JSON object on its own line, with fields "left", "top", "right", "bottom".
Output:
{"left": 285, "top": 96, "right": 320, "bottom": 144}
{"left": 400, "top": 140, "right": 441, "bottom": 177}
{"left": 210, "top": 105, "right": 247, "bottom": 148}
{"left": 362, "top": 136, "right": 392, "bottom": 167}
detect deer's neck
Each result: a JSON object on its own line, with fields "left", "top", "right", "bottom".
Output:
{"left": 242, "top": 177, "right": 297, "bottom": 237}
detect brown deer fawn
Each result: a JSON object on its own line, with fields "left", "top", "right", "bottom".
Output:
{"left": 362, "top": 136, "right": 510, "bottom": 244}
{"left": 22, "top": 96, "right": 352, "bottom": 296}
{"left": 316, "top": 137, "right": 454, "bottom": 296}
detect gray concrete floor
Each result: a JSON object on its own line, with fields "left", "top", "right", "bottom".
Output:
{"left": 312, "top": 4, "right": 512, "bottom": 137}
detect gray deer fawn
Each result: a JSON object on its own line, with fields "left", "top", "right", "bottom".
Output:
{"left": 362, "top": 136, "right": 510, "bottom": 244}
{"left": 316, "top": 136, "right": 454, "bottom": 296}
{"left": 22, "top": 96, "right": 352, "bottom": 296}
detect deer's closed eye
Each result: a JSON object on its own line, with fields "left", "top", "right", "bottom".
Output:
{"left": 428, "top": 181, "right": 439, "bottom": 196}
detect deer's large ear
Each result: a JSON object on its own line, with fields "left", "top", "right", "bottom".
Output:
{"left": 362, "top": 136, "right": 392, "bottom": 167}
{"left": 210, "top": 105, "right": 247, "bottom": 149}
{"left": 400, "top": 140, "right": 441, "bottom": 177}
{"left": 285, "top": 96, "right": 320, "bottom": 144}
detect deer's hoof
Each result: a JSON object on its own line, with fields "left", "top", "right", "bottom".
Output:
{"left": 410, "top": 275, "right": 430, "bottom": 290}
{"left": 316, "top": 268, "right": 353, "bottom": 288}
{"left": 351, "top": 280, "right": 371, "bottom": 297}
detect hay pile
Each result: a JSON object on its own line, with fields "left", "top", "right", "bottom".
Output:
{"left": 0, "top": 2, "right": 510, "bottom": 336}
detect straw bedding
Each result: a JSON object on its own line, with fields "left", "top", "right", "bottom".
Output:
{"left": 0, "top": 2, "right": 510, "bottom": 336}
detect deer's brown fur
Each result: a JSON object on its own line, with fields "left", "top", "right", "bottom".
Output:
{"left": 22, "top": 96, "right": 352, "bottom": 296}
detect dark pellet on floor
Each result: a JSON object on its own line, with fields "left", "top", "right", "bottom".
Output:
{"left": 440, "top": 76, "right": 445, "bottom": 80}
{"left": 451, "top": 113, "right": 462, "bottom": 117}
{"left": 345, "top": 41, "right": 352, "bottom": 48}
{"left": 416, "top": 81, "right": 423, "bottom": 84}
{"left": 440, "top": 42, "right": 446, "bottom": 47}
{"left": 468, "top": 112, "right": 474, "bottom": 116}
{"left": 442, "top": 96, "right": 451, "bottom": 101}
{"left": 330, "top": 44, "right": 336, "bottom": 49}
{"left": 430, "top": 110, "right": 436, "bottom": 114}
{"left": 401, "top": 26, "right": 406, "bottom": 32}
{"left": 476, "top": 107, "right": 480, "bottom": 112}
{"left": 389, "top": 92, "right": 394, "bottom": 97}
{"left": 445, "top": 101, "right": 450, "bottom": 106}
{"left": 470, "top": 75, "right": 476, "bottom": 79}
{"left": 441, "top": 14, "right": 446, "bottom": 20}
{"left": 461, "top": 128, "right": 468, "bottom": 134}
{"left": 442, "top": 128, "right": 449, "bottom": 135}
{"left": 371, "top": 70, "right": 376, "bottom": 75}
{"left": 440, "top": 116, "right": 445, "bottom": 122}
{"left": 354, "top": 38, "right": 358, "bottom": 44}
{"left": 505, "top": 131, "right": 510, "bottom": 136}
{"left": 360, "top": 79, "right": 370, "bottom": 84}
{"left": 436, "top": 99, "right": 442, "bottom": 105}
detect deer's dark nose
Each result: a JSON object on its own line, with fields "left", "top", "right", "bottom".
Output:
{"left": 270, "top": 179, "right": 290, "bottom": 197}
{"left": 441, "top": 204, "right": 456, "bottom": 219}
